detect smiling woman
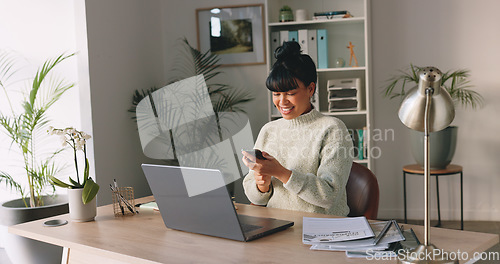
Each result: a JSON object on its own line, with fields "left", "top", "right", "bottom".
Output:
{"left": 242, "top": 41, "right": 354, "bottom": 216}
{"left": 267, "top": 41, "right": 316, "bottom": 120}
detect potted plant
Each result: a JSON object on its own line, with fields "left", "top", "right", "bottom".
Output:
{"left": 129, "top": 38, "right": 253, "bottom": 117}
{"left": 0, "top": 50, "right": 75, "bottom": 263}
{"left": 128, "top": 38, "right": 254, "bottom": 198}
{"left": 279, "top": 5, "right": 294, "bottom": 22}
{"left": 383, "top": 64, "right": 484, "bottom": 168}
{"left": 48, "top": 127, "right": 100, "bottom": 222}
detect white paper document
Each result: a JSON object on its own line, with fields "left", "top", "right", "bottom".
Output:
{"left": 308, "top": 220, "right": 405, "bottom": 251}
{"left": 302, "top": 216, "right": 374, "bottom": 244}
{"left": 311, "top": 242, "right": 389, "bottom": 252}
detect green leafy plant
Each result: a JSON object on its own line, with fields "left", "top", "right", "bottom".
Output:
{"left": 0, "top": 51, "right": 75, "bottom": 207}
{"left": 280, "top": 5, "right": 292, "bottom": 11}
{"left": 128, "top": 38, "right": 254, "bottom": 170}
{"left": 48, "top": 127, "right": 99, "bottom": 204}
{"left": 383, "top": 64, "right": 484, "bottom": 109}
{"left": 129, "top": 37, "right": 254, "bottom": 119}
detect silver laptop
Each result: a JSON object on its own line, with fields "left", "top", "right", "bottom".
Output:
{"left": 141, "top": 164, "right": 294, "bottom": 241}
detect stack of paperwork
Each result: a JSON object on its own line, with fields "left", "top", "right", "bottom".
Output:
{"left": 303, "top": 217, "right": 411, "bottom": 258}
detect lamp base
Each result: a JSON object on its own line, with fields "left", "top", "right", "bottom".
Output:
{"left": 398, "top": 244, "right": 458, "bottom": 264}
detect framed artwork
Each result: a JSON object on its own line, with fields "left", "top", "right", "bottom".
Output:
{"left": 196, "top": 4, "right": 266, "bottom": 66}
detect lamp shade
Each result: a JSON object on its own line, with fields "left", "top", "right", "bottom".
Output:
{"left": 398, "top": 67, "right": 455, "bottom": 132}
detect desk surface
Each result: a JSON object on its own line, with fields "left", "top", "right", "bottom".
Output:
{"left": 9, "top": 196, "right": 499, "bottom": 264}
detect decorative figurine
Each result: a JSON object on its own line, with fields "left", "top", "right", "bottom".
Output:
{"left": 347, "top": 41, "right": 358, "bottom": 67}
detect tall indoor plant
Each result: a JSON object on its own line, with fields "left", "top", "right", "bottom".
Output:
{"left": 383, "top": 64, "right": 484, "bottom": 168}
{"left": 0, "top": 51, "right": 76, "bottom": 207}
{"left": 128, "top": 38, "right": 254, "bottom": 198}
{"left": 129, "top": 38, "right": 253, "bottom": 119}
{"left": 0, "top": 50, "right": 76, "bottom": 263}
{"left": 128, "top": 38, "right": 254, "bottom": 161}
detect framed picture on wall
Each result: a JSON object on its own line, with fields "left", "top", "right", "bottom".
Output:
{"left": 196, "top": 4, "right": 266, "bottom": 66}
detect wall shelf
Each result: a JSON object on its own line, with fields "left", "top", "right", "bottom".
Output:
{"left": 268, "top": 17, "right": 365, "bottom": 27}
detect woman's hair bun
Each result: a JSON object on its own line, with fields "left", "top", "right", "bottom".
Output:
{"left": 274, "top": 41, "right": 301, "bottom": 61}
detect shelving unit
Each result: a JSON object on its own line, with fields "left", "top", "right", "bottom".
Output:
{"left": 265, "top": 0, "right": 372, "bottom": 169}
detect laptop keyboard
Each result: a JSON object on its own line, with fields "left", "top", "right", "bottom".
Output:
{"left": 241, "top": 223, "right": 263, "bottom": 233}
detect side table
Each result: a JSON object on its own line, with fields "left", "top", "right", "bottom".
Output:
{"left": 403, "top": 164, "right": 463, "bottom": 230}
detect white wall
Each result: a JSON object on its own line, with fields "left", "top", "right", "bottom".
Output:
{"left": 371, "top": 0, "right": 500, "bottom": 220}
{"left": 0, "top": 0, "right": 81, "bottom": 204}
{"left": 0, "top": 0, "right": 81, "bottom": 248}
{"left": 83, "top": 0, "right": 165, "bottom": 205}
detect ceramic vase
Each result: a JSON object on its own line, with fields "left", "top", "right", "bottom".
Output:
{"left": 279, "top": 10, "right": 293, "bottom": 22}
{"left": 67, "top": 188, "right": 96, "bottom": 222}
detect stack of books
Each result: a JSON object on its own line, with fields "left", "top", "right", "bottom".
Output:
{"left": 302, "top": 217, "right": 419, "bottom": 259}
{"left": 312, "top": 10, "right": 351, "bottom": 20}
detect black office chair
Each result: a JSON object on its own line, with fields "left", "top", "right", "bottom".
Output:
{"left": 346, "top": 162, "right": 379, "bottom": 220}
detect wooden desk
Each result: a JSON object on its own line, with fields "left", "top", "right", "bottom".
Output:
{"left": 9, "top": 196, "right": 499, "bottom": 264}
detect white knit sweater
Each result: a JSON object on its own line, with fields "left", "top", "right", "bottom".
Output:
{"left": 243, "top": 109, "right": 353, "bottom": 216}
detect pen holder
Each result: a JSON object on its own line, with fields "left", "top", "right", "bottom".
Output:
{"left": 112, "top": 187, "right": 136, "bottom": 217}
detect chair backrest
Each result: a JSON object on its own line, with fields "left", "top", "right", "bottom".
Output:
{"left": 346, "top": 162, "right": 379, "bottom": 219}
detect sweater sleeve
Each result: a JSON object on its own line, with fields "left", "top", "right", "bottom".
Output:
{"left": 243, "top": 171, "right": 273, "bottom": 205}
{"left": 282, "top": 123, "right": 353, "bottom": 209}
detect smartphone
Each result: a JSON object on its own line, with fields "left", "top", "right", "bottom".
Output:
{"left": 242, "top": 149, "right": 267, "bottom": 160}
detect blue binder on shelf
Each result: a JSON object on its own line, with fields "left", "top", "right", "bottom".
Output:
{"left": 289, "top": 30, "right": 298, "bottom": 42}
{"left": 317, "top": 29, "right": 328, "bottom": 69}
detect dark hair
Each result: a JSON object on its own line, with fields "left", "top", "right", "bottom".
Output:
{"left": 266, "top": 41, "right": 317, "bottom": 93}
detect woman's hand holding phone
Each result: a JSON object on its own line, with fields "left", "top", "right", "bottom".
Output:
{"left": 241, "top": 149, "right": 267, "bottom": 160}
{"left": 241, "top": 149, "right": 292, "bottom": 187}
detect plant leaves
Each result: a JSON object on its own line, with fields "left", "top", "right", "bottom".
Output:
{"left": 129, "top": 37, "right": 254, "bottom": 124}
{"left": 0, "top": 171, "right": 24, "bottom": 194}
{"left": 29, "top": 53, "right": 76, "bottom": 107}
{"left": 0, "top": 51, "right": 76, "bottom": 204}
{"left": 84, "top": 158, "right": 90, "bottom": 184}
{"left": 82, "top": 178, "right": 99, "bottom": 204}
{"left": 69, "top": 176, "right": 82, "bottom": 188}
{"left": 381, "top": 64, "right": 484, "bottom": 109}
{"left": 48, "top": 175, "right": 72, "bottom": 188}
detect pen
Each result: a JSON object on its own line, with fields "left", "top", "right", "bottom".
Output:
{"left": 113, "top": 179, "right": 125, "bottom": 215}
{"left": 110, "top": 184, "right": 125, "bottom": 215}
{"left": 113, "top": 179, "right": 137, "bottom": 213}
{"left": 109, "top": 184, "right": 137, "bottom": 214}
